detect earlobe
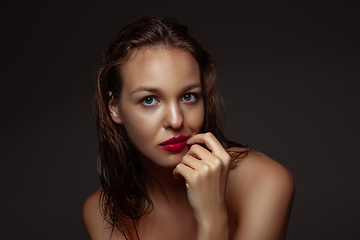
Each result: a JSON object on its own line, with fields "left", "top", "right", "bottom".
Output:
{"left": 108, "top": 93, "right": 122, "bottom": 124}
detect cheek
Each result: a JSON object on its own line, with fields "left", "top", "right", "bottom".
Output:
{"left": 187, "top": 103, "right": 205, "bottom": 132}
{"left": 197, "top": 108, "right": 205, "bottom": 130}
{"left": 121, "top": 110, "right": 159, "bottom": 142}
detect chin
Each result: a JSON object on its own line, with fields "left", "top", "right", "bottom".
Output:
{"left": 161, "top": 154, "right": 185, "bottom": 168}
{"left": 137, "top": 149, "right": 186, "bottom": 169}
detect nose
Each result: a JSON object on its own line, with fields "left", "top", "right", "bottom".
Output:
{"left": 163, "top": 102, "right": 183, "bottom": 130}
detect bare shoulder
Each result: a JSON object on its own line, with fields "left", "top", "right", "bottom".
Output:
{"left": 227, "top": 147, "right": 294, "bottom": 196}
{"left": 82, "top": 189, "right": 101, "bottom": 219}
{"left": 82, "top": 189, "right": 104, "bottom": 239}
{"left": 82, "top": 189, "right": 122, "bottom": 240}
{"left": 226, "top": 148, "right": 295, "bottom": 239}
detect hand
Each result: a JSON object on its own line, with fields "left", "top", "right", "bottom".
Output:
{"left": 173, "top": 132, "right": 230, "bottom": 236}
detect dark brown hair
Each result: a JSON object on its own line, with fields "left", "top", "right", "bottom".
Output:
{"left": 94, "top": 16, "right": 245, "bottom": 235}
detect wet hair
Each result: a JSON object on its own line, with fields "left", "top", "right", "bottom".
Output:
{"left": 94, "top": 16, "right": 246, "bottom": 235}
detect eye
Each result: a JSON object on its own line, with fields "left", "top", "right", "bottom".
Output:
{"left": 141, "top": 96, "right": 159, "bottom": 106}
{"left": 181, "top": 93, "right": 197, "bottom": 103}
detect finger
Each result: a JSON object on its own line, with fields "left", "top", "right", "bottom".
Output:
{"left": 173, "top": 161, "right": 213, "bottom": 189}
{"left": 186, "top": 144, "right": 220, "bottom": 167}
{"left": 187, "top": 133, "right": 230, "bottom": 164}
{"left": 173, "top": 162, "right": 194, "bottom": 180}
{"left": 186, "top": 143, "right": 212, "bottom": 159}
{"left": 187, "top": 133, "right": 221, "bottom": 153}
{"left": 181, "top": 152, "right": 208, "bottom": 170}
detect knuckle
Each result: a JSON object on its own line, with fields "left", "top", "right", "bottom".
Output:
{"left": 177, "top": 162, "right": 184, "bottom": 169}
{"left": 213, "top": 158, "right": 223, "bottom": 168}
{"left": 190, "top": 144, "right": 201, "bottom": 151}
{"left": 205, "top": 132, "right": 214, "bottom": 139}
{"left": 173, "top": 164, "right": 180, "bottom": 172}
{"left": 224, "top": 153, "right": 231, "bottom": 163}
{"left": 200, "top": 164, "right": 211, "bottom": 174}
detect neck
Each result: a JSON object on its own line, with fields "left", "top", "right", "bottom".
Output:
{"left": 140, "top": 158, "right": 187, "bottom": 204}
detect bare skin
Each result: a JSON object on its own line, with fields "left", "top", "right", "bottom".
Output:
{"left": 82, "top": 48, "right": 295, "bottom": 240}
{"left": 83, "top": 150, "right": 294, "bottom": 240}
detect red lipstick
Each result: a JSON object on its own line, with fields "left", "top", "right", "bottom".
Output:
{"left": 159, "top": 135, "right": 188, "bottom": 152}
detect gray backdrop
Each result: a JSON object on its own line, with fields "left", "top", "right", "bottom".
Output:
{"left": 1, "top": 0, "right": 359, "bottom": 239}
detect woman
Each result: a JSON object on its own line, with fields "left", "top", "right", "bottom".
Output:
{"left": 82, "top": 16, "right": 295, "bottom": 240}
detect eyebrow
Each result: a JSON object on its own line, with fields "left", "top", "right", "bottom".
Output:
{"left": 130, "top": 83, "right": 202, "bottom": 95}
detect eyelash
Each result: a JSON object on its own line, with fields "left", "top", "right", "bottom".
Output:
{"left": 140, "top": 93, "right": 198, "bottom": 107}
{"left": 181, "top": 93, "right": 198, "bottom": 103}
{"left": 141, "top": 96, "right": 159, "bottom": 106}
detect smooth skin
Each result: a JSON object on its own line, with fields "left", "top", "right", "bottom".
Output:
{"left": 82, "top": 48, "right": 295, "bottom": 240}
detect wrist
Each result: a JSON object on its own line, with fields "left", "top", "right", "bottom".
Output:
{"left": 197, "top": 211, "right": 228, "bottom": 240}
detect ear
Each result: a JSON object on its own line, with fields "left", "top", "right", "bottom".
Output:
{"left": 108, "top": 92, "right": 122, "bottom": 124}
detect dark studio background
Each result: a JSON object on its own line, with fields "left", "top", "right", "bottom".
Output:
{"left": 1, "top": 0, "right": 359, "bottom": 239}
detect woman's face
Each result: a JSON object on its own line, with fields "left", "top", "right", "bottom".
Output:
{"left": 110, "top": 48, "right": 204, "bottom": 168}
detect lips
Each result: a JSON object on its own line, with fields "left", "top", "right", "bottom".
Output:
{"left": 159, "top": 135, "right": 188, "bottom": 152}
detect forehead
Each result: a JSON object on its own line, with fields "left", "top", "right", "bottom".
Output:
{"left": 121, "top": 48, "right": 201, "bottom": 90}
